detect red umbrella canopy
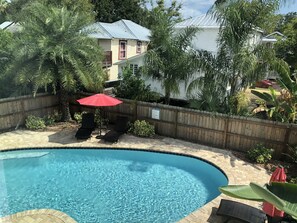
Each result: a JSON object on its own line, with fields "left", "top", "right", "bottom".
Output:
{"left": 77, "top": 94, "right": 123, "bottom": 107}
{"left": 263, "top": 167, "right": 287, "bottom": 217}
{"left": 269, "top": 167, "right": 286, "bottom": 183}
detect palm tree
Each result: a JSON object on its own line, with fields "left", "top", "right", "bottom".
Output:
{"left": 9, "top": 3, "right": 106, "bottom": 121}
{"left": 0, "top": 0, "right": 8, "bottom": 13}
{"left": 187, "top": 0, "right": 288, "bottom": 113}
{"left": 144, "top": 6, "right": 198, "bottom": 104}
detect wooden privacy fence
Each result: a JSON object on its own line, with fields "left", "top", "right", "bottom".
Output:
{"left": 95, "top": 99, "right": 297, "bottom": 158}
{"left": 0, "top": 93, "right": 59, "bottom": 131}
{"left": 2, "top": 93, "right": 296, "bottom": 158}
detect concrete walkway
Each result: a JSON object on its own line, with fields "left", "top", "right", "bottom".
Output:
{"left": 0, "top": 125, "right": 270, "bottom": 223}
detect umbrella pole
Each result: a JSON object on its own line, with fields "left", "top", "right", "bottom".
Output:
{"left": 95, "top": 108, "right": 103, "bottom": 139}
{"left": 99, "top": 108, "right": 102, "bottom": 136}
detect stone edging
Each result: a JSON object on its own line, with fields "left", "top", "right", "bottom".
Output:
{"left": 0, "top": 209, "right": 77, "bottom": 223}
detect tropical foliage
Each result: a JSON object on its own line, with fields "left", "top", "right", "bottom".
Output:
{"left": 142, "top": 0, "right": 182, "bottom": 28}
{"left": 219, "top": 182, "right": 297, "bottom": 219}
{"left": 144, "top": 2, "right": 198, "bottom": 104}
{"left": 247, "top": 144, "right": 274, "bottom": 164}
{"left": 251, "top": 71, "right": 297, "bottom": 123}
{"left": 6, "top": 0, "right": 94, "bottom": 22}
{"left": 0, "top": 30, "right": 16, "bottom": 98}
{"left": 114, "top": 66, "right": 160, "bottom": 102}
{"left": 286, "top": 145, "right": 297, "bottom": 164}
{"left": 275, "top": 14, "right": 297, "bottom": 74}
{"left": 8, "top": 3, "right": 106, "bottom": 120}
{"left": 188, "top": 0, "right": 288, "bottom": 114}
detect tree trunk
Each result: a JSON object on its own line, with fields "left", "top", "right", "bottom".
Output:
{"left": 164, "top": 88, "right": 171, "bottom": 104}
{"left": 59, "top": 84, "right": 71, "bottom": 121}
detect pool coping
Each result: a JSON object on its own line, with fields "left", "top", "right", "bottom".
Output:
{"left": 0, "top": 129, "right": 270, "bottom": 223}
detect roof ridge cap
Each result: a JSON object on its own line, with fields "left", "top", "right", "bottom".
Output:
{"left": 98, "top": 22, "right": 113, "bottom": 38}
{"left": 118, "top": 19, "right": 138, "bottom": 40}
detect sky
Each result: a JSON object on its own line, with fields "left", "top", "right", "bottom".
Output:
{"left": 179, "top": 0, "right": 297, "bottom": 18}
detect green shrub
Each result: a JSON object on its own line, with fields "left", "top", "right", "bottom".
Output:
{"left": 284, "top": 145, "right": 297, "bottom": 164}
{"left": 230, "top": 91, "right": 250, "bottom": 115}
{"left": 129, "top": 120, "right": 155, "bottom": 137}
{"left": 43, "top": 110, "right": 62, "bottom": 125}
{"left": 25, "top": 115, "right": 46, "bottom": 130}
{"left": 74, "top": 111, "right": 87, "bottom": 123}
{"left": 247, "top": 144, "right": 274, "bottom": 164}
{"left": 114, "top": 66, "right": 161, "bottom": 102}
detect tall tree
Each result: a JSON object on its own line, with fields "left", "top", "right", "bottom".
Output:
{"left": 9, "top": 3, "right": 106, "bottom": 121}
{"left": 275, "top": 14, "right": 297, "bottom": 74}
{"left": 142, "top": 0, "right": 182, "bottom": 28}
{"left": 0, "top": 0, "right": 9, "bottom": 22}
{"left": 188, "top": 0, "right": 289, "bottom": 113}
{"left": 144, "top": 3, "right": 198, "bottom": 104}
{"left": 6, "top": 0, "right": 94, "bottom": 22}
{"left": 91, "top": 0, "right": 145, "bottom": 24}
{"left": 0, "top": 30, "right": 16, "bottom": 98}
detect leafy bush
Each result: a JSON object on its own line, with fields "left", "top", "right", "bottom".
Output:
{"left": 73, "top": 111, "right": 87, "bottom": 123}
{"left": 229, "top": 91, "right": 250, "bottom": 115}
{"left": 43, "top": 110, "right": 62, "bottom": 125}
{"left": 25, "top": 115, "right": 46, "bottom": 130}
{"left": 114, "top": 66, "right": 161, "bottom": 102}
{"left": 129, "top": 120, "right": 155, "bottom": 137}
{"left": 284, "top": 145, "right": 297, "bottom": 164}
{"left": 247, "top": 144, "right": 274, "bottom": 164}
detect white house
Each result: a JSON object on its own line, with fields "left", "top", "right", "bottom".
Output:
{"left": 117, "top": 14, "right": 281, "bottom": 100}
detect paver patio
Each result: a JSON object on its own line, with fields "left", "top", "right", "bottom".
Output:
{"left": 0, "top": 124, "right": 270, "bottom": 223}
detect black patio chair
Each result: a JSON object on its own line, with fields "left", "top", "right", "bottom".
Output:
{"left": 101, "top": 116, "right": 129, "bottom": 143}
{"left": 216, "top": 199, "right": 267, "bottom": 223}
{"left": 75, "top": 113, "right": 96, "bottom": 139}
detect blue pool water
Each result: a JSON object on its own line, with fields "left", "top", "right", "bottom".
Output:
{"left": 0, "top": 149, "right": 228, "bottom": 222}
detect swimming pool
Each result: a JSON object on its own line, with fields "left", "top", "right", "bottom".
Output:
{"left": 0, "top": 148, "right": 228, "bottom": 222}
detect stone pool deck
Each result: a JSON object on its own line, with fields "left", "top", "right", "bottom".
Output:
{"left": 0, "top": 125, "right": 270, "bottom": 223}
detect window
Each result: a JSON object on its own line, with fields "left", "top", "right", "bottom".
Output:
{"left": 136, "top": 41, "right": 142, "bottom": 54}
{"left": 119, "top": 40, "right": 127, "bottom": 59}
{"left": 130, "top": 64, "right": 139, "bottom": 75}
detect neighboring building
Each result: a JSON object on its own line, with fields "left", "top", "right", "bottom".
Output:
{"left": 87, "top": 19, "right": 150, "bottom": 81}
{"left": 261, "top": 31, "right": 286, "bottom": 44}
{"left": 139, "top": 14, "right": 282, "bottom": 100}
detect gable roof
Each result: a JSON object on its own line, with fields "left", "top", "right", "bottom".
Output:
{"left": 265, "top": 31, "right": 286, "bottom": 39}
{"left": 175, "top": 14, "right": 220, "bottom": 29}
{"left": 87, "top": 19, "right": 150, "bottom": 41}
{"left": 262, "top": 31, "right": 286, "bottom": 43}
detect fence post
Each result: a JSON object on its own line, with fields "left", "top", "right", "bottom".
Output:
{"left": 283, "top": 125, "right": 292, "bottom": 155}
{"left": 174, "top": 109, "right": 178, "bottom": 138}
{"left": 223, "top": 117, "right": 229, "bottom": 149}
{"left": 133, "top": 100, "right": 138, "bottom": 121}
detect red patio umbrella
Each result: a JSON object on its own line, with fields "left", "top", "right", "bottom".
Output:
{"left": 77, "top": 93, "right": 123, "bottom": 107}
{"left": 262, "top": 167, "right": 286, "bottom": 217}
{"left": 77, "top": 94, "right": 123, "bottom": 136}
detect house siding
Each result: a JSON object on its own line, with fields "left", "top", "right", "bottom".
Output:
{"left": 99, "top": 39, "right": 148, "bottom": 81}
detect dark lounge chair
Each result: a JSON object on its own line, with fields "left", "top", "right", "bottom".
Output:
{"left": 216, "top": 199, "right": 267, "bottom": 223}
{"left": 101, "top": 116, "right": 129, "bottom": 143}
{"left": 75, "top": 113, "right": 96, "bottom": 139}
